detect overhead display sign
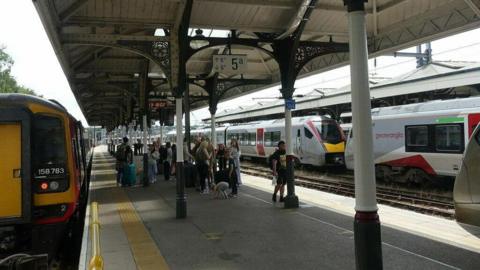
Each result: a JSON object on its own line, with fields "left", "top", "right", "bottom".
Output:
{"left": 149, "top": 98, "right": 170, "bottom": 111}
{"left": 212, "top": 54, "right": 248, "bottom": 74}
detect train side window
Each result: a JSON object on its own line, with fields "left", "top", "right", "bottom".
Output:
{"left": 405, "top": 126, "right": 429, "bottom": 152}
{"left": 304, "top": 127, "right": 313, "bottom": 139}
{"left": 272, "top": 131, "right": 281, "bottom": 144}
{"left": 435, "top": 124, "right": 464, "bottom": 153}
{"left": 264, "top": 132, "right": 272, "bottom": 147}
{"left": 249, "top": 133, "right": 256, "bottom": 146}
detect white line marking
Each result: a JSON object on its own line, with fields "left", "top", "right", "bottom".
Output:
{"left": 242, "top": 192, "right": 461, "bottom": 270}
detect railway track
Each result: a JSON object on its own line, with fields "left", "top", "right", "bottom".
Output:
{"left": 240, "top": 164, "right": 455, "bottom": 219}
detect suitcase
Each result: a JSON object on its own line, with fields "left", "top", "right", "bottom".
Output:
{"left": 184, "top": 162, "right": 197, "bottom": 188}
{"left": 123, "top": 163, "right": 136, "bottom": 186}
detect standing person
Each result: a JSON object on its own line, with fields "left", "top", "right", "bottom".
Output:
{"left": 195, "top": 141, "right": 211, "bottom": 193}
{"left": 163, "top": 142, "right": 172, "bottom": 181}
{"left": 216, "top": 144, "right": 226, "bottom": 171}
{"left": 148, "top": 143, "right": 160, "bottom": 183}
{"left": 115, "top": 137, "right": 133, "bottom": 186}
{"left": 271, "top": 141, "right": 287, "bottom": 202}
{"left": 183, "top": 138, "right": 194, "bottom": 163}
{"left": 171, "top": 144, "right": 177, "bottom": 176}
{"left": 225, "top": 148, "right": 238, "bottom": 197}
{"left": 230, "top": 138, "right": 242, "bottom": 185}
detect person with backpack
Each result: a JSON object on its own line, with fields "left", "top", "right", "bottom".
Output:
{"left": 271, "top": 140, "right": 287, "bottom": 202}
{"left": 116, "top": 137, "right": 133, "bottom": 187}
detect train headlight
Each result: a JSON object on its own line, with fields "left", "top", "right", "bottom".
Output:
{"left": 40, "top": 182, "right": 49, "bottom": 190}
{"left": 50, "top": 181, "right": 59, "bottom": 190}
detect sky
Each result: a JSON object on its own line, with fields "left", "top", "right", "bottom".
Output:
{"left": 1, "top": 1, "right": 480, "bottom": 127}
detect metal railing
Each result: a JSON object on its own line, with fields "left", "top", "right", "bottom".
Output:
{"left": 88, "top": 202, "right": 103, "bottom": 270}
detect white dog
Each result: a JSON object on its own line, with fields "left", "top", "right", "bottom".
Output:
{"left": 213, "top": 181, "right": 229, "bottom": 199}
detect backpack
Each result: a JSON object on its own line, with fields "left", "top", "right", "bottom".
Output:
{"left": 116, "top": 144, "right": 128, "bottom": 161}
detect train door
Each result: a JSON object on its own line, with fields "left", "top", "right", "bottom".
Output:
{"left": 301, "top": 125, "right": 317, "bottom": 165}
{"left": 295, "top": 129, "right": 302, "bottom": 158}
{"left": 256, "top": 128, "right": 265, "bottom": 156}
{"left": 0, "top": 124, "right": 22, "bottom": 220}
{"left": 0, "top": 109, "right": 31, "bottom": 225}
{"left": 468, "top": 113, "right": 480, "bottom": 138}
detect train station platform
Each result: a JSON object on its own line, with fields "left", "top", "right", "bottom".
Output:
{"left": 80, "top": 146, "right": 480, "bottom": 270}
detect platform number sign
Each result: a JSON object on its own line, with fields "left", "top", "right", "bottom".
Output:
{"left": 286, "top": 99, "right": 296, "bottom": 110}
{"left": 213, "top": 54, "right": 247, "bottom": 74}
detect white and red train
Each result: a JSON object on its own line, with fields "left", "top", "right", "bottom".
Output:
{"left": 345, "top": 97, "right": 480, "bottom": 183}
{"left": 167, "top": 116, "right": 346, "bottom": 167}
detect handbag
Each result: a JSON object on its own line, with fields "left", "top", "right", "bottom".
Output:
{"left": 271, "top": 175, "right": 277, "bottom": 186}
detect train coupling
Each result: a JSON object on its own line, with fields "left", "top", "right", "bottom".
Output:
{"left": 325, "top": 153, "right": 345, "bottom": 165}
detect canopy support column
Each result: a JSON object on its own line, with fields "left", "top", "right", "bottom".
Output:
{"left": 344, "top": 0, "right": 383, "bottom": 269}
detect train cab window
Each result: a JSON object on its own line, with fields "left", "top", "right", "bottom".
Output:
{"left": 318, "top": 121, "right": 342, "bottom": 144}
{"left": 435, "top": 124, "right": 464, "bottom": 153}
{"left": 32, "top": 115, "right": 67, "bottom": 176}
{"left": 304, "top": 127, "right": 313, "bottom": 139}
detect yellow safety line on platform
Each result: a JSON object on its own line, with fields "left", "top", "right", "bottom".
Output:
{"left": 113, "top": 189, "right": 170, "bottom": 270}
{"left": 89, "top": 202, "right": 104, "bottom": 270}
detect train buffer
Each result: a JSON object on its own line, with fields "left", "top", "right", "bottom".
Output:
{"left": 78, "top": 145, "right": 480, "bottom": 270}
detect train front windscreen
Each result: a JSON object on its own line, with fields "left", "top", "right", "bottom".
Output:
{"left": 317, "top": 121, "right": 344, "bottom": 144}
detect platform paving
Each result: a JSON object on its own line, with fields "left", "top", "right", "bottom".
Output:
{"left": 85, "top": 146, "right": 480, "bottom": 270}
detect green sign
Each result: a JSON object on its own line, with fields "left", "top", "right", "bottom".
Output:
{"left": 436, "top": 117, "right": 464, "bottom": 124}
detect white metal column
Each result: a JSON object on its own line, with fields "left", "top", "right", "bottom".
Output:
{"left": 176, "top": 99, "right": 184, "bottom": 162}
{"left": 348, "top": 6, "right": 383, "bottom": 270}
{"left": 142, "top": 116, "right": 148, "bottom": 154}
{"left": 349, "top": 10, "right": 377, "bottom": 213}
{"left": 211, "top": 113, "right": 216, "bottom": 147}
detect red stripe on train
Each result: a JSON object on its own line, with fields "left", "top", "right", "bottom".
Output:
{"left": 381, "top": 155, "right": 436, "bottom": 175}
{"left": 256, "top": 128, "right": 265, "bottom": 156}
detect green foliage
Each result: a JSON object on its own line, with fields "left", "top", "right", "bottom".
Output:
{"left": 0, "top": 45, "right": 37, "bottom": 96}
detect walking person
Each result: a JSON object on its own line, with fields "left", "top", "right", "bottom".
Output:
{"left": 148, "top": 143, "right": 160, "bottom": 184}
{"left": 115, "top": 137, "right": 133, "bottom": 187}
{"left": 163, "top": 142, "right": 173, "bottom": 181}
{"left": 230, "top": 138, "right": 242, "bottom": 185}
{"left": 195, "top": 141, "right": 211, "bottom": 193}
{"left": 271, "top": 141, "right": 287, "bottom": 202}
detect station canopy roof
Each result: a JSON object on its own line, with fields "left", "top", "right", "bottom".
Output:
{"left": 211, "top": 61, "right": 480, "bottom": 123}
{"left": 33, "top": 0, "right": 480, "bottom": 128}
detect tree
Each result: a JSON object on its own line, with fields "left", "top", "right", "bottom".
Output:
{"left": 0, "top": 45, "right": 37, "bottom": 95}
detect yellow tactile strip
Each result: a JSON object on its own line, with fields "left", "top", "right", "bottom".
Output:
{"left": 113, "top": 188, "right": 170, "bottom": 270}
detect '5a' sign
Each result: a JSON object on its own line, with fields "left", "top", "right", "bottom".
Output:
{"left": 212, "top": 54, "right": 248, "bottom": 74}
